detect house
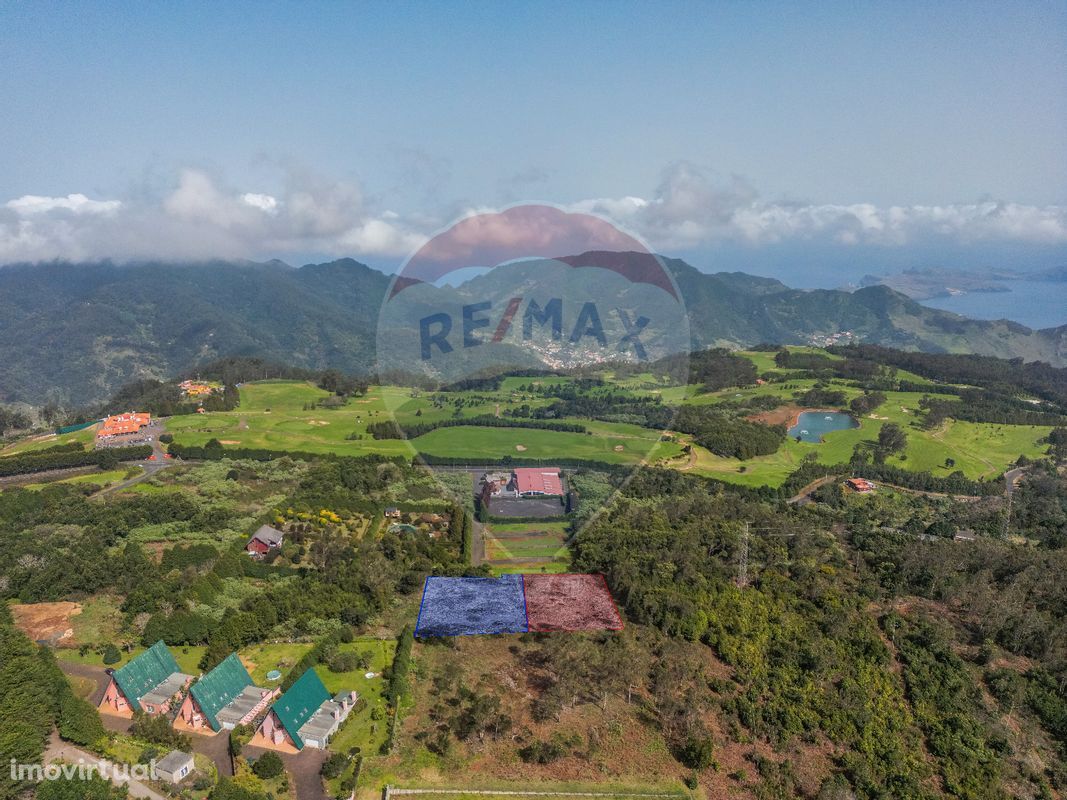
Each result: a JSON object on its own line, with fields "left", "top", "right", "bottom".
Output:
{"left": 481, "top": 472, "right": 513, "bottom": 496}
{"left": 384, "top": 507, "right": 401, "bottom": 519}
{"left": 154, "top": 750, "right": 195, "bottom": 784}
{"left": 954, "top": 529, "right": 977, "bottom": 542}
{"left": 99, "top": 641, "right": 193, "bottom": 718}
{"left": 246, "top": 524, "right": 285, "bottom": 556}
{"left": 175, "top": 653, "right": 278, "bottom": 733}
{"left": 254, "top": 669, "right": 357, "bottom": 750}
{"left": 845, "top": 478, "right": 876, "bottom": 493}
{"left": 97, "top": 412, "right": 151, "bottom": 439}
{"left": 512, "top": 467, "right": 563, "bottom": 497}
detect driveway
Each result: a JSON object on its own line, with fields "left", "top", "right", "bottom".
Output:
{"left": 57, "top": 660, "right": 110, "bottom": 705}
{"left": 189, "top": 731, "right": 234, "bottom": 778}
{"left": 44, "top": 732, "right": 165, "bottom": 800}
{"left": 244, "top": 743, "right": 327, "bottom": 800}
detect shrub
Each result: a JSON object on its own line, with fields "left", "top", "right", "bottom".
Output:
{"left": 252, "top": 750, "right": 284, "bottom": 779}
{"left": 320, "top": 752, "right": 348, "bottom": 779}
{"left": 102, "top": 644, "right": 121, "bottom": 665}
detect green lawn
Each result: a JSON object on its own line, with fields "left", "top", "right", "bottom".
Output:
{"left": 56, "top": 644, "right": 206, "bottom": 675}
{"left": 163, "top": 373, "right": 1050, "bottom": 490}
{"left": 680, "top": 381, "right": 1051, "bottom": 488}
{"left": 20, "top": 467, "right": 142, "bottom": 492}
{"left": 412, "top": 424, "right": 680, "bottom": 464}
{"left": 316, "top": 638, "right": 396, "bottom": 756}
{"left": 0, "top": 424, "right": 97, "bottom": 457}
{"left": 166, "top": 383, "right": 414, "bottom": 457}
{"left": 239, "top": 642, "right": 314, "bottom": 687}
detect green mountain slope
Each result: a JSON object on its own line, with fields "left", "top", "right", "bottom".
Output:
{"left": 0, "top": 255, "right": 1064, "bottom": 404}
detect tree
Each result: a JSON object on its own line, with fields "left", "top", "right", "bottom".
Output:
{"left": 57, "top": 692, "right": 106, "bottom": 747}
{"left": 877, "top": 422, "right": 907, "bottom": 454}
{"left": 102, "top": 643, "right": 122, "bottom": 664}
{"left": 320, "top": 752, "right": 348, "bottom": 779}
{"left": 252, "top": 750, "right": 284, "bottom": 779}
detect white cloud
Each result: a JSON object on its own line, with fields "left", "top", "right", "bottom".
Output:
{"left": 0, "top": 167, "right": 424, "bottom": 263}
{"left": 1, "top": 162, "right": 1064, "bottom": 265}
{"left": 572, "top": 163, "right": 1067, "bottom": 249}
{"left": 241, "top": 193, "right": 279, "bottom": 214}
{"left": 5, "top": 193, "right": 121, "bottom": 215}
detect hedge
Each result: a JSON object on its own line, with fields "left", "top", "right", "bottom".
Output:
{"left": 0, "top": 445, "right": 152, "bottom": 477}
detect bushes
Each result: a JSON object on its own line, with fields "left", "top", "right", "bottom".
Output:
{"left": 252, "top": 750, "right": 284, "bottom": 779}
{"left": 129, "top": 711, "right": 192, "bottom": 751}
{"left": 101, "top": 643, "right": 121, "bottom": 664}
{"left": 0, "top": 445, "right": 152, "bottom": 477}
{"left": 386, "top": 626, "right": 414, "bottom": 706}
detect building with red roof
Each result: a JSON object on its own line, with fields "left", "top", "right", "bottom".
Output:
{"left": 512, "top": 468, "right": 563, "bottom": 497}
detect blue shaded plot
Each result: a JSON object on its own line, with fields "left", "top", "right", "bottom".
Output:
{"left": 416, "top": 575, "right": 529, "bottom": 636}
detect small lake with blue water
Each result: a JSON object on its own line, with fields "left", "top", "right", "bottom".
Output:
{"left": 788, "top": 411, "right": 859, "bottom": 443}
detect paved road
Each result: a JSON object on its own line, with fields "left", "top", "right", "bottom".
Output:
{"left": 44, "top": 732, "right": 165, "bottom": 800}
{"left": 93, "top": 440, "right": 178, "bottom": 497}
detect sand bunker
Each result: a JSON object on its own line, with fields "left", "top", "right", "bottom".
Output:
{"left": 515, "top": 444, "right": 527, "bottom": 451}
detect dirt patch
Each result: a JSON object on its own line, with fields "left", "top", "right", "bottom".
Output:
{"left": 219, "top": 439, "right": 242, "bottom": 445}
{"left": 748, "top": 403, "right": 805, "bottom": 427}
{"left": 514, "top": 444, "right": 527, "bottom": 451}
{"left": 11, "top": 601, "right": 82, "bottom": 644}
{"left": 237, "top": 418, "right": 249, "bottom": 430}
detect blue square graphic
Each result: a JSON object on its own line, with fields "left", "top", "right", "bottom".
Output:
{"left": 415, "top": 575, "right": 529, "bottom": 636}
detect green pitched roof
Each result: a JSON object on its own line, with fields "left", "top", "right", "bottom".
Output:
{"left": 113, "top": 640, "right": 182, "bottom": 712}
{"left": 271, "top": 669, "right": 329, "bottom": 749}
{"left": 190, "top": 654, "right": 254, "bottom": 731}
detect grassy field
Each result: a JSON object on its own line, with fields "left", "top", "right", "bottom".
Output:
{"left": 674, "top": 369, "right": 1052, "bottom": 488}
{"left": 412, "top": 424, "right": 680, "bottom": 465}
{"left": 0, "top": 424, "right": 97, "bottom": 457}
{"left": 157, "top": 358, "right": 1053, "bottom": 491}
{"left": 166, "top": 380, "right": 682, "bottom": 466}
{"left": 315, "top": 638, "right": 396, "bottom": 756}
{"left": 239, "top": 642, "right": 314, "bottom": 687}
{"left": 166, "top": 382, "right": 414, "bottom": 457}
{"left": 56, "top": 643, "right": 206, "bottom": 674}
{"left": 19, "top": 466, "right": 143, "bottom": 492}
{"left": 483, "top": 521, "right": 571, "bottom": 575}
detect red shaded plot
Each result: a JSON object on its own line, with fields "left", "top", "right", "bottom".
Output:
{"left": 523, "top": 573, "right": 624, "bottom": 632}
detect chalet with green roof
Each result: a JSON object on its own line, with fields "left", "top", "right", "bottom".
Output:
{"left": 255, "top": 668, "right": 357, "bottom": 750}
{"left": 175, "top": 653, "right": 278, "bottom": 732}
{"left": 98, "top": 640, "right": 193, "bottom": 718}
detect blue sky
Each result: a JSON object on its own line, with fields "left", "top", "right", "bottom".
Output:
{"left": 1, "top": 0, "right": 1065, "bottom": 283}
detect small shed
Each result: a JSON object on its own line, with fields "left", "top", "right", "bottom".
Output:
{"left": 155, "top": 750, "right": 194, "bottom": 783}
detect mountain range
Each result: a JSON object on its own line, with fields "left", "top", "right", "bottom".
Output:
{"left": 1, "top": 255, "right": 1065, "bottom": 405}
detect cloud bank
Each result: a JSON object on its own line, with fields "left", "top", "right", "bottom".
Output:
{"left": 2, "top": 162, "right": 1064, "bottom": 265}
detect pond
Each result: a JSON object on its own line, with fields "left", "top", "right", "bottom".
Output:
{"left": 788, "top": 411, "right": 859, "bottom": 443}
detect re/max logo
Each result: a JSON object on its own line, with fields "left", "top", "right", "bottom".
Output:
{"left": 419, "top": 297, "right": 650, "bottom": 361}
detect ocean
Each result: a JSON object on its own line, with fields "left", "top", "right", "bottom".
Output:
{"left": 919, "top": 280, "right": 1067, "bottom": 330}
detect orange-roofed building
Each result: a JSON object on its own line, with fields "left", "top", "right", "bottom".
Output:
{"left": 845, "top": 478, "right": 876, "bottom": 493}
{"left": 97, "top": 412, "right": 151, "bottom": 438}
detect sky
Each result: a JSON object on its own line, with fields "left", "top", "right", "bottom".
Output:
{"left": 1, "top": 0, "right": 1065, "bottom": 286}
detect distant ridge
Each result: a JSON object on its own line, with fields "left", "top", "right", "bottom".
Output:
{"left": 0, "top": 255, "right": 1064, "bottom": 404}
